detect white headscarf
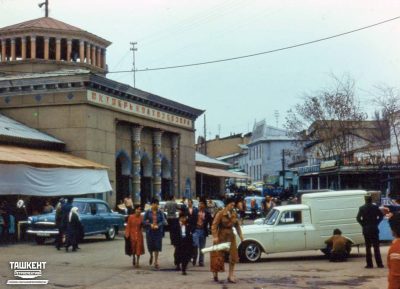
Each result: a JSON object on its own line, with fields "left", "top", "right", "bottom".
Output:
{"left": 69, "top": 207, "right": 79, "bottom": 222}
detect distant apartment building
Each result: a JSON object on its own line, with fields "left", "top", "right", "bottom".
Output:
{"left": 246, "top": 120, "right": 300, "bottom": 183}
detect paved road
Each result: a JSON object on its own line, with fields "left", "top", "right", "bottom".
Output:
{"left": 0, "top": 233, "right": 389, "bottom": 289}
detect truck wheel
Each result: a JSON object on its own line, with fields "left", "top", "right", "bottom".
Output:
{"left": 105, "top": 226, "right": 116, "bottom": 240}
{"left": 35, "top": 236, "right": 46, "bottom": 245}
{"left": 240, "top": 242, "right": 262, "bottom": 262}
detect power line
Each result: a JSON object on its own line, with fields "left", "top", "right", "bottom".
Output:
{"left": 108, "top": 15, "right": 400, "bottom": 74}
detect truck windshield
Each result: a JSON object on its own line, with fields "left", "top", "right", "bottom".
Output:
{"left": 265, "top": 209, "right": 279, "bottom": 225}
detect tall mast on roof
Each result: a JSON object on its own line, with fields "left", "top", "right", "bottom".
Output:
{"left": 38, "top": 0, "right": 49, "bottom": 17}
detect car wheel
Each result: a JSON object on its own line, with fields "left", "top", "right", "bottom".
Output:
{"left": 105, "top": 226, "right": 116, "bottom": 240}
{"left": 35, "top": 236, "right": 46, "bottom": 245}
{"left": 240, "top": 242, "right": 262, "bottom": 262}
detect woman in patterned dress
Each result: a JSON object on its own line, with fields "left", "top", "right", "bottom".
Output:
{"left": 125, "top": 205, "right": 145, "bottom": 268}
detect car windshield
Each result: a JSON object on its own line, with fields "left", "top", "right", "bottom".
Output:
{"left": 265, "top": 209, "right": 279, "bottom": 225}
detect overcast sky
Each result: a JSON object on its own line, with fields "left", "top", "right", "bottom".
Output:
{"left": 1, "top": 0, "right": 400, "bottom": 139}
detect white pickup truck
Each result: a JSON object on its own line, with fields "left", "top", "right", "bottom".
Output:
{"left": 238, "top": 190, "right": 367, "bottom": 262}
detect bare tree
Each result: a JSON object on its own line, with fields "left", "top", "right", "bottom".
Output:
{"left": 373, "top": 85, "right": 400, "bottom": 156}
{"left": 285, "top": 74, "right": 367, "bottom": 161}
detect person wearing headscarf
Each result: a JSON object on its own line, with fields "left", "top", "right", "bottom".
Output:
{"left": 125, "top": 205, "right": 145, "bottom": 268}
{"left": 143, "top": 198, "right": 166, "bottom": 269}
{"left": 65, "top": 207, "right": 82, "bottom": 252}
{"left": 210, "top": 197, "right": 243, "bottom": 283}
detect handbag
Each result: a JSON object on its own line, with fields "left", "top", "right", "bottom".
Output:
{"left": 124, "top": 236, "right": 132, "bottom": 256}
{"left": 210, "top": 250, "right": 225, "bottom": 272}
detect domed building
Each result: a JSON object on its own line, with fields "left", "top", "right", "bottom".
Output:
{"left": 0, "top": 16, "right": 203, "bottom": 208}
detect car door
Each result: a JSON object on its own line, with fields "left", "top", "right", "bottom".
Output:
{"left": 77, "top": 202, "right": 92, "bottom": 236}
{"left": 96, "top": 202, "right": 111, "bottom": 233}
{"left": 86, "top": 202, "right": 102, "bottom": 234}
{"left": 272, "top": 210, "right": 306, "bottom": 252}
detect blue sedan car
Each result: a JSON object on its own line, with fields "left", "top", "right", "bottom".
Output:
{"left": 27, "top": 198, "right": 125, "bottom": 244}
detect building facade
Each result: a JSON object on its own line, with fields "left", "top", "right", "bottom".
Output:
{"left": 246, "top": 120, "right": 299, "bottom": 184}
{"left": 0, "top": 17, "right": 203, "bottom": 208}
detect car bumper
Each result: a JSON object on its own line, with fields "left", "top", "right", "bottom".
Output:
{"left": 26, "top": 229, "right": 59, "bottom": 237}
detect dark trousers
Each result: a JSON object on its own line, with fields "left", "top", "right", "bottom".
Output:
{"left": 364, "top": 234, "right": 383, "bottom": 267}
{"left": 330, "top": 251, "right": 348, "bottom": 262}
{"left": 55, "top": 227, "right": 64, "bottom": 249}
{"left": 174, "top": 246, "right": 190, "bottom": 272}
{"left": 0, "top": 225, "right": 9, "bottom": 243}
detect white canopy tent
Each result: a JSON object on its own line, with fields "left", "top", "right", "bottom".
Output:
{"left": 0, "top": 145, "right": 111, "bottom": 196}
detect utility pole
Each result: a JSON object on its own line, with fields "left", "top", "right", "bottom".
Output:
{"left": 281, "top": 149, "right": 286, "bottom": 189}
{"left": 203, "top": 114, "right": 207, "bottom": 155}
{"left": 130, "top": 42, "right": 138, "bottom": 87}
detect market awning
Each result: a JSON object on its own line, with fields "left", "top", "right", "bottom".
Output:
{"left": 0, "top": 145, "right": 111, "bottom": 196}
{"left": 196, "top": 166, "right": 250, "bottom": 179}
{"left": 0, "top": 145, "right": 107, "bottom": 169}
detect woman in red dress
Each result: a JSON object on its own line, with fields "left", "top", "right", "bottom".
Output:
{"left": 125, "top": 205, "right": 145, "bottom": 268}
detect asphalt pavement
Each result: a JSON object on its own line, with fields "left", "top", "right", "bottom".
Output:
{"left": 0, "top": 233, "right": 389, "bottom": 289}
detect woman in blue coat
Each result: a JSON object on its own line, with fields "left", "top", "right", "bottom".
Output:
{"left": 143, "top": 198, "right": 165, "bottom": 269}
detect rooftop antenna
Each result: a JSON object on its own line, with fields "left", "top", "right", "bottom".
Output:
{"left": 38, "top": 0, "right": 49, "bottom": 17}
{"left": 130, "top": 42, "right": 138, "bottom": 87}
{"left": 274, "top": 110, "right": 280, "bottom": 128}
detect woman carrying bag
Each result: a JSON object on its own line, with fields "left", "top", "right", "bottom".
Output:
{"left": 125, "top": 205, "right": 145, "bottom": 268}
{"left": 210, "top": 197, "right": 244, "bottom": 283}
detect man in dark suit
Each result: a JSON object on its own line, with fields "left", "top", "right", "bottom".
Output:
{"left": 170, "top": 213, "right": 193, "bottom": 275}
{"left": 356, "top": 194, "right": 384, "bottom": 268}
{"left": 189, "top": 198, "right": 212, "bottom": 267}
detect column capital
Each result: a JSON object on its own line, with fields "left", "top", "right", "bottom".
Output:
{"left": 80, "top": 40, "right": 85, "bottom": 45}
{"left": 20, "top": 37, "right": 26, "bottom": 43}
{"left": 153, "top": 130, "right": 163, "bottom": 145}
{"left": 55, "top": 38, "right": 61, "bottom": 43}
{"left": 30, "top": 36, "right": 36, "bottom": 41}
{"left": 67, "top": 39, "right": 72, "bottom": 44}
{"left": 44, "top": 37, "right": 50, "bottom": 42}
{"left": 132, "top": 125, "right": 143, "bottom": 142}
{"left": 10, "top": 38, "right": 15, "bottom": 44}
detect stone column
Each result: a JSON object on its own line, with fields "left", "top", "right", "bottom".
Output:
{"left": 171, "top": 135, "right": 180, "bottom": 198}
{"left": 96, "top": 47, "right": 101, "bottom": 67}
{"left": 10, "top": 38, "right": 15, "bottom": 61}
{"left": 1, "top": 39, "right": 6, "bottom": 62}
{"left": 21, "top": 37, "right": 26, "bottom": 60}
{"left": 153, "top": 130, "right": 163, "bottom": 200}
{"left": 86, "top": 43, "right": 91, "bottom": 64}
{"left": 44, "top": 37, "right": 49, "bottom": 60}
{"left": 30, "top": 36, "right": 36, "bottom": 59}
{"left": 91, "top": 45, "right": 96, "bottom": 66}
{"left": 131, "top": 125, "right": 143, "bottom": 205}
{"left": 101, "top": 49, "right": 106, "bottom": 69}
{"left": 55, "top": 38, "right": 61, "bottom": 61}
{"left": 67, "top": 39, "right": 72, "bottom": 61}
{"left": 79, "top": 40, "right": 85, "bottom": 63}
